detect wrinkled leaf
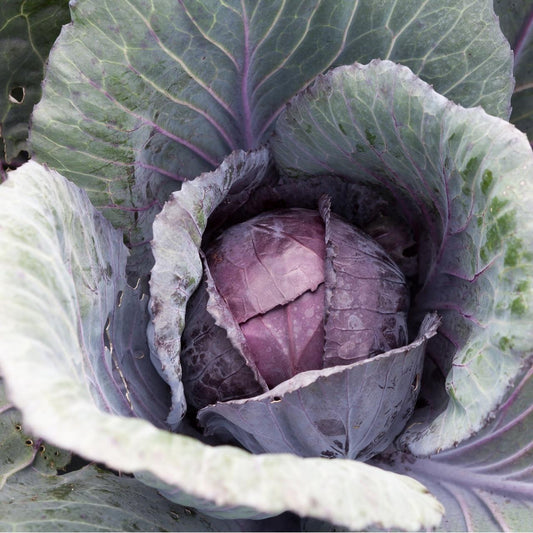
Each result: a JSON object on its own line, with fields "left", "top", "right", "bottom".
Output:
{"left": 0, "top": 465, "right": 236, "bottom": 532}
{"left": 0, "top": 157, "right": 443, "bottom": 531}
{"left": 272, "top": 59, "right": 533, "bottom": 455}
{"left": 321, "top": 198, "right": 409, "bottom": 367}
{"left": 30, "top": 0, "right": 512, "bottom": 262}
{"left": 180, "top": 258, "right": 269, "bottom": 410}
{"left": 0, "top": 0, "right": 70, "bottom": 168}
{"left": 494, "top": 0, "right": 533, "bottom": 142}
{"left": 198, "top": 314, "right": 439, "bottom": 460}
{"left": 148, "top": 147, "right": 274, "bottom": 424}
{"left": 1, "top": 375, "right": 70, "bottom": 485}
{"left": 374, "top": 364, "right": 533, "bottom": 531}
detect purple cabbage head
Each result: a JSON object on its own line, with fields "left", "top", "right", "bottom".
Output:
{"left": 181, "top": 200, "right": 409, "bottom": 410}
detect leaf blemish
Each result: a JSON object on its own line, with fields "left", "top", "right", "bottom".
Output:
{"left": 481, "top": 169, "right": 494, "bottom": 194}
{"left": 365, "top": 128, "right": 377, "bottom": 146}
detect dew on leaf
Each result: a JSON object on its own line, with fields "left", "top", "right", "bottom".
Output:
{"left": 489, "top": 196, "right": 509, "bottom": 216}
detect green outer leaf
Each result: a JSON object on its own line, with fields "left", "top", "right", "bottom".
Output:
{"left": 0, "top": 156, "right": 443, "bottom": 531}
{"left": 0, "top": 160, "right": 179, "bottom": 424}
{"left": 0, "top": 378, "right": 36, "bottom": 489}
{"left": 0, "top": 0, "right": 70, "bottom": 166}
{"left": 1, "top": 376, "right": 71, "bottom": 486}
{"left": 493, "top": 0, "right": 533, "bottom": 142}
{"left": 0, "top": 465, "right": 235, "bottom": 532}
{"left": 0, "top": 375, "right": 445, "bottom": 531}
{"left": 272, "top": 60, "right": 533, "bottom": 455}
{"left": 29, "top": 0, "right": 512, "bottom": 250}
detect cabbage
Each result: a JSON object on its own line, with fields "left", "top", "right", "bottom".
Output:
{"left": 182, "top": 204, "right": 410, "bottom": 395}
{"left": 181, "top": 203, "right": 419, "bottom": 459}
{"left": 0, "top": 1, "right": 532, "bottom": 531}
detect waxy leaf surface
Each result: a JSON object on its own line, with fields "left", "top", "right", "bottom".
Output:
{"left": 198, "top": 314, "right": 439, "bottom": 460}
{"left": 272, "top": 60, "right": 533, "bottom": 455}
{"left": 30, "top": 0, "right": 512, "bottom": 256}
{"left": 0, "top": 161, "right": 173, "bottom": 427}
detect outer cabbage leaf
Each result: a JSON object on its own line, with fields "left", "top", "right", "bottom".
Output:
{"left": 108, "top": 282, "right": 174, "bottom": 426}
{"left": 272, "top": 60, "right": 533, "bottom": 455}
{"left": 0, "top": 0, "right": 70, "bottom": 169}
{"left": 29, "top": 0, "right": 512, "bottom": 261}
{"left": 494, "top": 0, "right": 533, "bottom": 142}
{"left": 148, "top": 148, "right": 274, "bottom": 421}
{"left": 0, "top": 378, "right": 70, "bottom": 489}
{"left": 0, "top": 378, "right": 37, "bottom": 489}
{"left": 0, "top": 158, "right": 443, "bottom": 531}
{"left": 373, "top": 365, "right": 533, "bottom": 531}
{"left": 0, "top": 381, "right": 261, "bottom": 532}
{"left": 0, "top": 465, "right": 236, "bottom": 532}
{"left": 0, "top": 161, "right": 174, "bottom": 425}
